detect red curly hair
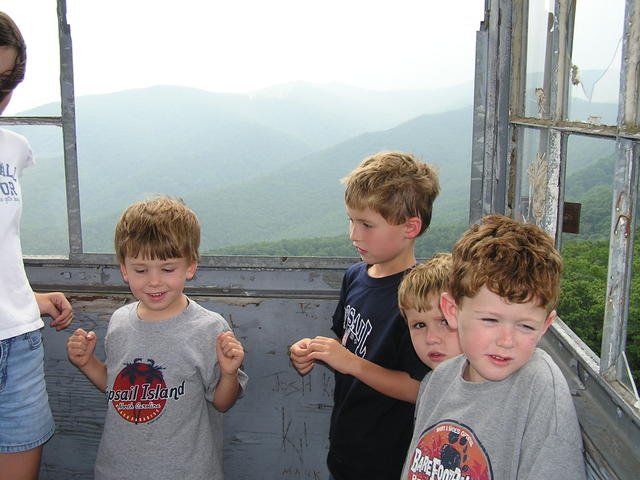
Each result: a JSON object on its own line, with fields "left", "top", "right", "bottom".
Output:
{"left": 449, "top": 215, "right": 562, "bottom": 313}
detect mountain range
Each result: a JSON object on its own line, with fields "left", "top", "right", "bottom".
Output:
{"left": 12, "top": 80, "right": 615, "bottom": 255}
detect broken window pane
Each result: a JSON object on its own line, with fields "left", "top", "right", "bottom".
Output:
{"left": 567, "top": 1, "right": 624, "bottom": 125}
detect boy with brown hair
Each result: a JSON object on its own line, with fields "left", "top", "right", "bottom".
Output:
{"left": 290, "top": 151, "right": 440, "bottom": 480}
{"left": 67, "top": 196, "right": 248, "bottom": 480}
{"left": 398, "top": 253, "right": 461, "bottom": 371}
{"left": 401, "top": 215, "right": 585, "bottom": 480}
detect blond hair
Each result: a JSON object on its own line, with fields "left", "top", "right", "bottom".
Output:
{"left": 114, "top": 196, "right": 200, "bottom": 265}
{"left": 342, "top": 151, "right": 440, "bottom": 236}
{"left": 398, "top": 253, "right": 452, "bottom": 319}
{"left": 450, "top": 215, "right": 562, "bottom": 312}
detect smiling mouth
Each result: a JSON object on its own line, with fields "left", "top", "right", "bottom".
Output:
{"left": 488, "top": 354, "right": 512, "bottom": 363}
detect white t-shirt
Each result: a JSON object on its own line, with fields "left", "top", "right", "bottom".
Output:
{"left": 0, "top": 128, "right": 42, "bottom": 340}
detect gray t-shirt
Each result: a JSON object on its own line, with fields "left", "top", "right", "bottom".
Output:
{"left": 95, "top": 299, "right": 248, "bottom": 480}
{"left": 401, "top": 349, "right": 585, "bottom": 480}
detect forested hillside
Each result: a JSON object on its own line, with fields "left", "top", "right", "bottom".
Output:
{"left": 209, "top": 223, "right": 468, "bottom": 258}
{"left": 13, "top": 81, "right": 634, "bottom": 386}
{"left": 556, "top": 146, "right": 639, "bottom": 389}
{"left": 209, "top": 141, "right": 638, "bottom": 389}
{"left": 559, "top": 236, "right": 639, "bottom": 391}
{"left": 16, "top": 83, "right": 474, "bottom": 254}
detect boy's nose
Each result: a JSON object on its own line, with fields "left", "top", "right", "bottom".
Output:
{"left": 425, "top": 332, "right": 441, "bottom": 345}
{"left": 147, "top": 271, "right": 162, "bottom": 285}
{"left": 496, "top": 327, "right": 515, "bottom": 348}
{"left": 349, "top": 224, "right": 358, "bottom": 241}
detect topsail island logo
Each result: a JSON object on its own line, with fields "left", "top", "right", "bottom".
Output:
{"left": 107, "top": 358, "right": 185, "bottom": 424}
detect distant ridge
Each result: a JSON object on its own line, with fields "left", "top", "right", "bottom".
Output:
{"left": 13, "top": 82, "right": 615, "bottom": 254}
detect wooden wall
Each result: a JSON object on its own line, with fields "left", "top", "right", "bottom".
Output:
{"left": 39, "top": 293, "right": 336, "bottom": 479}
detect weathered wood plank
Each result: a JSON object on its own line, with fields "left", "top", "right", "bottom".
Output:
{"left": 40, "top": 294, "right": 335, "bottom": 479}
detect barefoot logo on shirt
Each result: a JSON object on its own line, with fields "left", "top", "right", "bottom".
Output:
{"left": 107, "top": 358, "right": 185, "bottom": 424}
{"left": 407, "top": 420, "right": 492, "bottom": 480}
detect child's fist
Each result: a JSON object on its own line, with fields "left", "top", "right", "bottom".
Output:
{"left": 67, "top": 328, "right": 97, "bottom": 368}
{"left": 216, "top": 331, "right": 244, "bottom": 376}
{"left": 289, "top": 338, "right": 315, "bottom": 375}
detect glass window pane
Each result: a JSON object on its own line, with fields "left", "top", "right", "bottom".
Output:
{"left": 517, "top": 127, "right": 549, "bottom": 224}
{"left": 557, "top": 135, "right": 616, "bottom": 367}
{"left": 63, "top": 0, "right": 483, "bottom": 257}
{"left": 7, "top": 125, "right": 69, "bottom": 255}
{"left": 567, "top": 1, "right": 625, "bottom": 125}
{"left": 1, "top": 1, "right": 60, "bottom": 116}
{"left": 524, "top": 2, "right": 554, "bottom": 118}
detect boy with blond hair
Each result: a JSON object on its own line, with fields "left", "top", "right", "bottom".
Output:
{"left": 401, "top": 215, "right": 585, "bottom": 480}
{"left": 290, "top": 152, "right": 440, "bottom": 480}
{"left": 398, "top": 253, "right": 461, "bottom": 371}
{"left": 67, "top": 196, "right": 248, "bottom": 480}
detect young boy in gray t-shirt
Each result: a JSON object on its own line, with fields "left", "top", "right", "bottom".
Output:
{"left": 401, "top": 215, "right": 586, "bottom": 480}
{"left": 68, "top": 196, "right": 248, "bottom": 480}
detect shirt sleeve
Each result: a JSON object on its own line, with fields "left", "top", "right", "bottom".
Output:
{"left": 518, "top": 354, "right": 586, "bottom": 479}
{"left": 330, "top": 270, "right": 350, "bottom": 338}
{"left": 520, "top": 435, "right": 586, "bottom": 480}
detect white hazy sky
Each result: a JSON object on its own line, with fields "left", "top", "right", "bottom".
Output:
{"left": 3, "top": 0, "right": 486, "bottom": 114}
{"left": 2, "top": 1, "right": 626, "bottom": 115}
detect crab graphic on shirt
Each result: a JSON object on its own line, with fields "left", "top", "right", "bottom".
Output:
{"left": 107, "top": 358, "right": 185, "bottom": 424}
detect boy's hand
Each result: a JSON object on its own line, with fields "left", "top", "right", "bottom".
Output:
{"left": 289, "top": 338, "right": 314, "bottom": 375}
{"left": 35, "top": 292, "right": 73, "bottom": 331}
{"left": 307, "top": 336, "right": 355, "bottom": 375}
{"left": 67, "top": 328, "right": 97, "bottom": 368}
{"left": 216, "top": 331, "right": 244, "bottom": 376}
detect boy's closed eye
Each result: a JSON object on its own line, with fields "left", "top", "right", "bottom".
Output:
{"left": 518, "top": 323, "right": 537, "bottom": 331}
{"left": 348, "top": 217, "right": 374, "bottom": 229}
{"left": 481, "top": 317, "right": 498, "bottom": 323}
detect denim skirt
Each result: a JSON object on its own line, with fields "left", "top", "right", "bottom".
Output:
{"left": 0, "top": 328, "right": 55, "bottom": 452}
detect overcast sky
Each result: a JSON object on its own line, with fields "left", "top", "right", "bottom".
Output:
{"left": 2, "top": 1, "right": 626, "bottom": 115}
{"left": 3, "top": 0, "right": 486, "bottom": 114}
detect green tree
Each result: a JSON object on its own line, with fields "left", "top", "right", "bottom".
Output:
{"left": 558, "top": 235, "right": 639, "bottom": 391}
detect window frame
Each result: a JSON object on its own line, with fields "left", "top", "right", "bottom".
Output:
{"left": 471, "top": 0, "right": 640, "bottom": 477}
{"left": 0, "top": 0, "right": 82, "bottom": 256}
{"left": 3, "top": 0, "right": 640, "bottom": 477}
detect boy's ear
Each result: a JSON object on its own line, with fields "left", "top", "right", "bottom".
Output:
{"left": 186, "top": 262, "right": 198, "bottom": 280}
{"left": 440, "top": 292, "right": 459, "bottom": 329}
{"left": 540, "top": 309, "right": 556, "bottom": 336}
{"left": 119, "top": 264, "right": 130, "bottom": 283}
{"left": 404, "top": 216, "right": 423, "bottom": 239}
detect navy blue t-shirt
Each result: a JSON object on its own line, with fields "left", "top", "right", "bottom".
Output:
{"left": 328, "top": 262, "right": 429, "bottom": 480}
